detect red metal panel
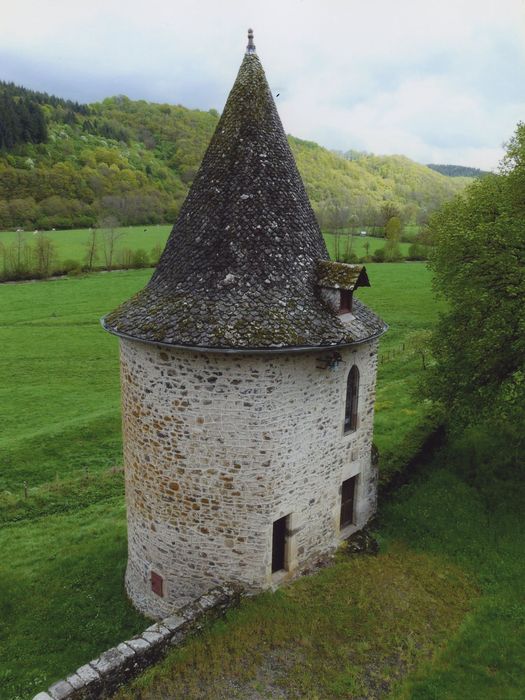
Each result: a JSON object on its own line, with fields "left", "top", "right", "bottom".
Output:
{"left": 151, "top": 570, "right": 164, "bottom": 597}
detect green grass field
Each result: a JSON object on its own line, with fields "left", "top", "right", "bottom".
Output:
{"left": 0, "top": 225, "right": 173, "bottom": 265}
{"left": 0, "top": 263, "right": 433, "bottom": 494}
{"left": 115, "top": 453, "right": 525, "bottom": 700}
{"left": 0, "top": 263, "right": 434, "bottom": 698}
{"left": 2, "top": 263, "right": 522, "bottom": 700}
{"left": 0, "top": 225, "right": 411, "bottom": 271}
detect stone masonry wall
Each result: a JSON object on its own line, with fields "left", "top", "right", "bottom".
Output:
{"left": 120, "top": 338, "right": 379, "bottom": 618}
{"left": 33, "top": 584, "right": 241, "bottom": 700}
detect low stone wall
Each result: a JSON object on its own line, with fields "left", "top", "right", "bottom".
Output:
{"left": 33, "top": 583, "right": 242, "bottom": 700}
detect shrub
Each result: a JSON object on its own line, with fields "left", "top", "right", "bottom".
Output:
{"left": 407, "top": 243, "right": 428, "bottom": 261}
{"left": 372, "top": 247, "right": 386, "bottom": 262}
{"left": 340, "top": 251, "right": 358, "bottom": 264}
{"left": 384, "top": 241, "right": 404, "bottom": 262}
{"left": 60, "top": 259, "right": 82, "bottom": 273}
{"left": 132, "top": 249, "right": 149, "bottom": 268}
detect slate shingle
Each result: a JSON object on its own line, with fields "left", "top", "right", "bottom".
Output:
{"left": 103, "top": 47, "right": 386, "bottom": 350}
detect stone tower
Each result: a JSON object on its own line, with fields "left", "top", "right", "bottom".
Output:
{"left": 103, "top": 30, "right": 387, "bottom": 619}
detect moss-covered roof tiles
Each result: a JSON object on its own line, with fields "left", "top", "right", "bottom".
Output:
{"left": 317, "top": 261, "right": 370, "bottom": 291}
{"left": 103, "top": 40, "right": 386, "bottom": 351}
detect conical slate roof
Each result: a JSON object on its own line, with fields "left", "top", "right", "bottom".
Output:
{"left": 103, "top": 36, "right": 386, "bottom": 351}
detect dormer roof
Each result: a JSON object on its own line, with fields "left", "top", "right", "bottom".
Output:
{"left": 317, "top": 261, "right": 370, "bottom": 291}
{"left": 102, "top": 33, "right": 386, "bottom": 351}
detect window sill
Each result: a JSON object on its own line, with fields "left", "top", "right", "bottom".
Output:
{"left": 342, "top": 428, "right": 358, "bottom": 440}
{"left": 271, "top": 569, "right": 289, "bottom": 585}
{"left": 339, "top": 522, "right": 360, "bottom": 540}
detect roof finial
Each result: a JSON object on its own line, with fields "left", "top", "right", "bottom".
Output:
{"left": 246, "top": 28, "right": 256, "bottom": 55}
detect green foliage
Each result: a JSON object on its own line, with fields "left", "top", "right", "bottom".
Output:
{"left": 0, "top": 82, "right": 471, "bottom": 233}
{"left": 427, "top": 163, "right": 490, "bottom": 178}
{"left": 384, "top": 216, "right": 403, "bottom": 260}
{"left": 0, "top": 89, "right": 47, "bottom": 148}
{"left": 385, "top": 216, "right": 402, "bottom": 241}
{"left": 407, "top": 242, "right": 428, "bottom": 260}
{"left": 372, "top": 247, "right": 386, "bottom": 262}
{"left": 425, "top": 122, "right": 525, "bottom": 426}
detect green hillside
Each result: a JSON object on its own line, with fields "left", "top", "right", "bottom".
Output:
{"left": 0, "top": 84, "right": 471, "bottom": 232}
{"left": 427, "top": 163, "right": 490, "bottom": 178}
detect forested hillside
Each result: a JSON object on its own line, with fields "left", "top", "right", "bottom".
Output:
{"left": 427, "top": 163, "right": 490, "bottom": 178}
{"left": 0, "top": 84, "right": 471, "bottom": 231}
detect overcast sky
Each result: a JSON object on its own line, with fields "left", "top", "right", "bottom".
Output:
{"left": 2, "top": 0, "right": 525, "bottom": 169}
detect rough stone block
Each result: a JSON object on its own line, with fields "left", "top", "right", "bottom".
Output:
{"left": 162, "top": 613, "right": 186, "bottom": 633}
{"left": 48, "top": 679, "right": 74, "bottom": 700}
{"left": 116, "top": 642, "right": 136, "bottom": 658}
{"left": 76, "top": 663, "right": 101, "bottom": 685}
{"left": 65, "top": 673, "right": 84, "bottom": 691}
{"left": 125, "top": 636, "right": 151, "bottom": 654}
{"left": 90, "top": 646, "right": 125, "bottom": 675}
{"left": 144, "top": 622, "right": 171, "bottom": 639}
{"left": 197, "top": 593, "right": 217, "bottom": 612}
{"left": 141, "top": 629, "right": 167, "bottom": 645}
{"left": 33, "top": 694, "right": 53, "bottom": 700}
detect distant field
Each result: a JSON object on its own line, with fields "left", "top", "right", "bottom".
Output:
{"left": 0, "top": 225, "right": 412, "bottom": 269}
{"left": 0, "top": 225, "right": 173, "bottom": 264}
{"left": 0, "top": 263, "right": 438, "bottom": 698}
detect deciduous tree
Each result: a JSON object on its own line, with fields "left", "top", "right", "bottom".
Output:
{"left": 99, "top": 216, "right": 123, "bottom": 270}
{"left": 84, "top": 228, "right": 99, "bottom": 271}
{"left": 424, "top": 122, "right": 525, "bottom": 426}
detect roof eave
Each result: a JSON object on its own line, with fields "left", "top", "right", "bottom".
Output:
{"left": 100, "top": 317, "right": 388, "bottom": 355}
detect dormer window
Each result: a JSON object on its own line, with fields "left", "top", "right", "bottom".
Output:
{"left": 339, "top": 289, "right": 353, "bottom": 314}
{"left": 316, "top": 261, "right": 370, "bottom": 317}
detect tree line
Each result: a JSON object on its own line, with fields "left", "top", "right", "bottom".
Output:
{"left": 427, "top": 163, "right": 490, "bottom": 178}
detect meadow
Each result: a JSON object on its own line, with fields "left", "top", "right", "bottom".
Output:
{"left": 0, "top": 263, "right": 432, "bottom": 496}
{"left": 0, "top": 225, "right": 173, "bottom": 265}
{"left": 0, "top": 225, "right": 412, "bottom": 276}
{"left": 2, "top": 262, "right": 523, "bottom": 699}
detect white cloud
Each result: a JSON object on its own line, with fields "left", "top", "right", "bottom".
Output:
{"left": 2, "top": 0, "right": 525, "bottom": 168}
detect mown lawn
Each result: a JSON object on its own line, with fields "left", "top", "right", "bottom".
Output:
{"left": 0, "top": 263, "right": 441, "bottom": 699}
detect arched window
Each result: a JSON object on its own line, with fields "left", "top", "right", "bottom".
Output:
{"left": 344, "top": 365, "right": 359, "bottom": 433}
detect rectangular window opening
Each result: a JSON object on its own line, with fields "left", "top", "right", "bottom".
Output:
{"left": 340, "top": 476, "right": 357, "bottom": 529}
{"left": 272, "top": 515, "right": 289, "bottom": 573}
{"left": 339, "top": 289, "right": 353, "bottom": 314}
